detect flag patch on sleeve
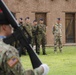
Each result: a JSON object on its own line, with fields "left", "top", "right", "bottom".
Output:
{"left": 7, "top": 57, "right": 19, "bottom": 68}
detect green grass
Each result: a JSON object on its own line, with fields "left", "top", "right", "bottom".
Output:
{"left": 20, "top": 46, "right": 76, "bottom": 75}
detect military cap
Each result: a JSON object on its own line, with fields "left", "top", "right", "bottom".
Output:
{"left": 25, "top": 17, "right": 30, "bottom": 20}
{"left": 40, "top": 18, "right": 44, "bottom": 21}
{"left": 33, "top": 20, "right": 37, "bottom": 23}
{"left": 0, "top": 12, "right": 10, "bottom": 25}
{"left": 19, "top": 18, "right": 23, "bottom": 20}
{"left": 57, "top": 18, "right": 60, "bottom": 20}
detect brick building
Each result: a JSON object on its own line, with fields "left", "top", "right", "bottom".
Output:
{"left": 4, "top": 0, "right": 76, "bottom": 46}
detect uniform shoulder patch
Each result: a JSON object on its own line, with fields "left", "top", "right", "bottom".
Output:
{"left": 7, "top": 57, "right": 19, "bottom": 68}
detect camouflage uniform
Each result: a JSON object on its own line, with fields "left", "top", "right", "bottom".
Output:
{"left": 19, "top": 22, "right": 27, "bottom": 56}
{"left": 0, "top": 39, "right": 44, "bottom": 75}
{"left": 12, "top": 22, "right": 26, "bottom": 57}
{"left": 52, "top": 23, "right": 62, "bottom": 52}
{"left": 0, "top": 12, "right": 46, "bottom": 75}
{"left": 36, "top": 24, "right": 46, "bottom": 55}
{"left": 24, "top": 23, "right": 33, "bottom": 45}
{"left": 32, "top": 25, "right": 37, "bottom": 51}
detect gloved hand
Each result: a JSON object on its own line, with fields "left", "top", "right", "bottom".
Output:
{"left": 34, "top": 64, "right": 49, "bottom": 75}
{"left": 41, "top": 64, "right": 49, "bottom": 75}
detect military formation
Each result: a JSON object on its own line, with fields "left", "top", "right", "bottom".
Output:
{"left": 16, "top": 17, "right": 47, "bottom": 56}
{"left": 0, "top": 9, "right": 62, "bottom": 75}
{"left": 0, "top": 10, "right": 49, "bottom": 75}
{"left": 0, "top": 11, "right": 62, "bottom": 74}
{"left": 0, "top": 0, "right": 64, "bottom": 75}
{"left": 15, "top": 17, "right": 63, "bottom": 55}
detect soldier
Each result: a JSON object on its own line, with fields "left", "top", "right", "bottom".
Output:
{"left": 0, "top": 12, "right": 49, "bottom": 75}
{"left": 32, "top": 20, "right": 38, "bottom": 51}
{"left": 36, "top": 18, "right": 47, "bottom": 55}
{"left": 12, "top": 18, "right": 25, "bottom": 57}
{"left": 18, "top": 18, "right": 27, "bottom": 56}
{"left": 24, "top": 17, "right": 33, "bottom": 45}
{"left": 19, "top": 18, "right": 23, "bottom": 26}
{"left": 17, "top": 18, "right": 23, "bottom": 56}
{"left": 52, "top": 18, "right": 62, "bottom": 53}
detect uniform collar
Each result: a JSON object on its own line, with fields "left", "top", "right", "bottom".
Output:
{"left": 56, "top": 23, "right": 61, "bottom": 25}
{"left": 0, "top": 36, "right": 6, "bottom": 39}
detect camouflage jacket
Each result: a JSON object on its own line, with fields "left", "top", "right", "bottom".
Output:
{"left": 0, "top": 39, "right": 43, "bottom": 75}
{"left": 52, "top": 23, "right": 62, "bottom": 37}
{"left": 37, "top": 24, "right": 46, "bottom": 35}
{"left": 32, "top": 25, "right": 37, "bottom": 35}
{"left": 24, "top": 23, "right": 33, "bottom": 37}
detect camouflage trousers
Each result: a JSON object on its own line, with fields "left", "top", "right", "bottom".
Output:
{"left": 36, "top": 34, "right": 46, "bottom": 54}
{"left": 54, "top": 36, "right": 62, "bottom": 52}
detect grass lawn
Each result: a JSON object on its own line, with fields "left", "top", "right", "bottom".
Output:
{"left": 20, "top": 46, "right": 76, "bottom": 75}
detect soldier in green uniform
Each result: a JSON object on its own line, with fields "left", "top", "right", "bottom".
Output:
{"left": 32, "top": 20, "right": 38, "bottom": 51}
{"left": 17, "top": 18, "right": 23, "bottom": 56}
{"left": 36, "top": 18, "right": 47, "bottom": 55}
{"left": 12, "top": 18, "right": 26, "bottom": 57}
{"left": 19, "top": 18, "right": 23, "bottom": 26}
{"left": 24, "top": 17, "right": 33, "bottom": 45}
{"left": 0, "top": 11, "right": 49, "bottom": 75}
{"left": 18, "top": 18, "right": 26, "bottom": 56}
{"left": 52, "top": 18, "right": 62, "bottom": 53}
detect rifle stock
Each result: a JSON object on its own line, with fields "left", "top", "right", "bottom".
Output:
{"left": 0, "top": 0, "right": 42, "bottom": 69}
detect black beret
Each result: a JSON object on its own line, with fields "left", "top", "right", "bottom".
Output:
{"left": 0, "top": 12, "right": 10, "bottom": 25}
{"left": 57, "top": 18, "right": 60, "bottom": 20}
{"left": 33, "top": 20, "right": 37, "bottom": 23}
{"left": 25, "top": 17, "right": 30, "bottom": 20}
{"left": 40, "top": 18, "right": 44, "bottom": 21}
{"left": 19, "top": 18, "right": 23, "bottom": 20}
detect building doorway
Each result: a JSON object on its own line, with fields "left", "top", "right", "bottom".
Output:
{"left": 35, "top": 13, "right": 46, "bottom": 25}
{"left": 65, "top": 13, "right": 75, "bottom": 43}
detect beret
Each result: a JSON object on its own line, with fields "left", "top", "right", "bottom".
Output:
{"left": 57, "top": 18, "right": 60, "bottom": 20}
{"left": 25, "top": 17, "right": 30, "bottom": 20}
{"left": 0, "top": 12, "right": 10, "bottom": 25}
{"left": 40, "top": 18, "right": 44, "bottom": 21}
{"left": 33, "top": 20, "right": 37, "bottom": 23}
{"left": 19, "top": 18, "right": 23, "bottom": 20}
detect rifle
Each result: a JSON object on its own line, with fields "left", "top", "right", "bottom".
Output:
{"left": 0, "top": 0, "right": 42, "bottom": 69}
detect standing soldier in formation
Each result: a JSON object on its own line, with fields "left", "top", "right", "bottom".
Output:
{"left": 0, "top": 12, "right": 49, "bottom": 75}
{"left": 52, "top": 18, "right": 62, "bottom": 53}
{"left": 18, "top": 18, "right": 26, "bottom": 56}
{"left": 19, "top": 18, "right": 23, "bottom": 26}
{"left": 36, "top": 18, "right": 47, "bottom": 55}
{"left": 24, "top": 17, "right": 33, "bottom": 45}
{"left": 13, "top": 18, "right": 26, "bottom": 56}
{"left": 16, "top": 18, "right": 24, "bottom": 56}
{"left": 32, "top": 20, "right": 38, "bottom": 51}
